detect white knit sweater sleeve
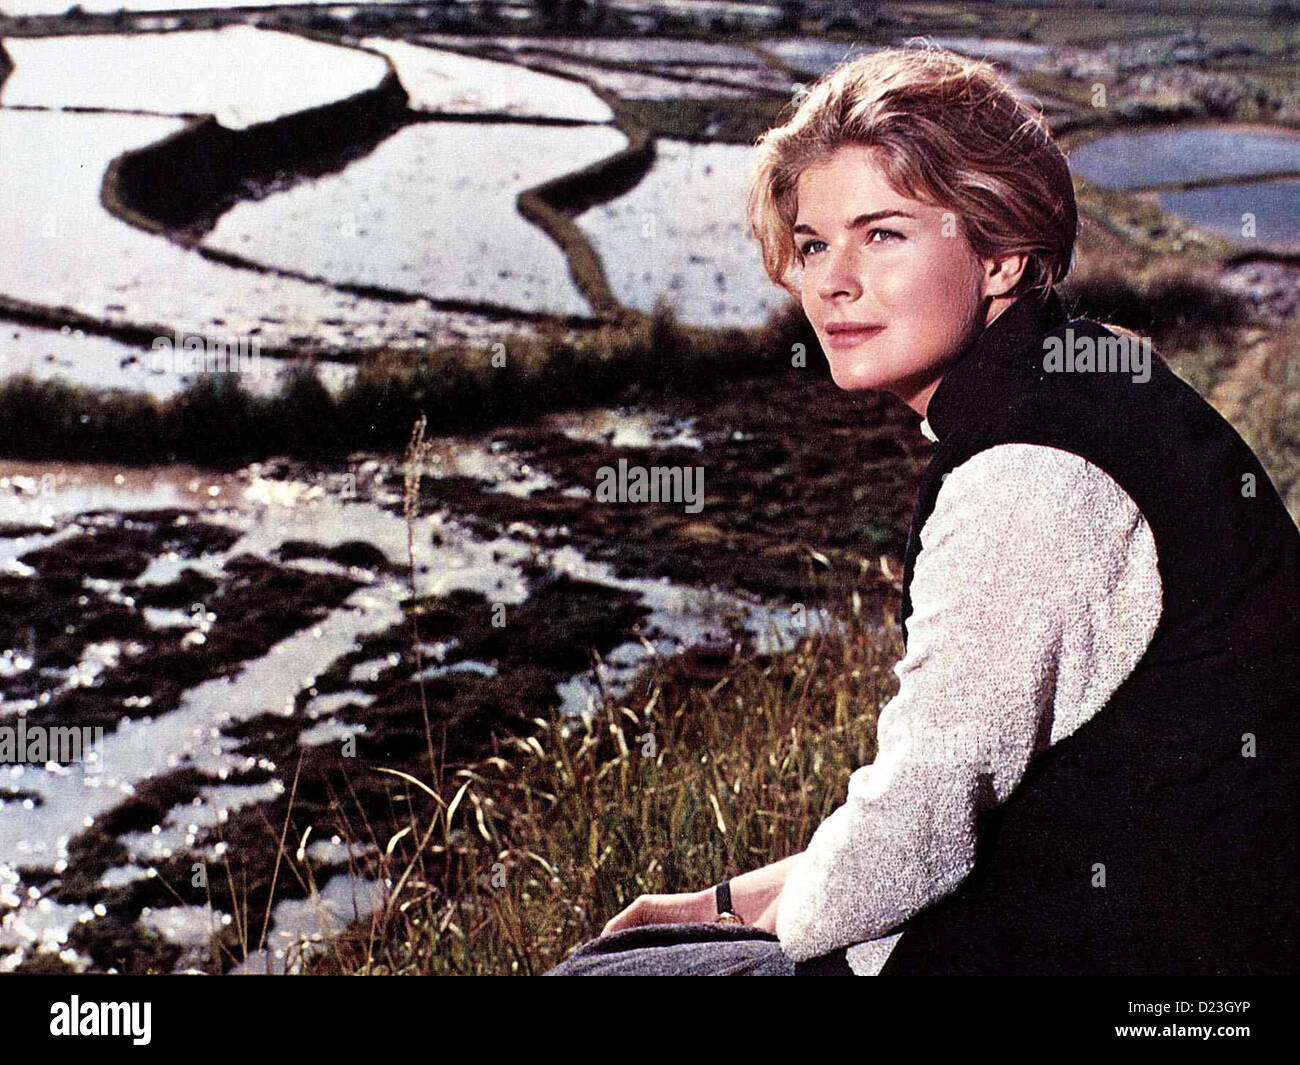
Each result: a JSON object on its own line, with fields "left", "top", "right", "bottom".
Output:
{"left": 774, "top": 443, "right": 1163, "bottom": 971}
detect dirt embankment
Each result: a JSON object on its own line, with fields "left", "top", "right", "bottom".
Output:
{"left": 512, "top": 72, "right": 657, "bottom": 321}
{"left": 101, "top": 69, "right": 412, "bottom": 240}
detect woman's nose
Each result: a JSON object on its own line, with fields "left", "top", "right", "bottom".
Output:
{"left": 816, "top": 244, "right": 863, "bottom": 303}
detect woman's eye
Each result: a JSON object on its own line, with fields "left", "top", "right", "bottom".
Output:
{"left": 798, "top": 230, "right": 902, "bottom": 259}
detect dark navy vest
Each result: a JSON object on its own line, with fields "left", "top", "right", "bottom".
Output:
{"left": 796, "top": 289, "right": 1300, "bottom": 975}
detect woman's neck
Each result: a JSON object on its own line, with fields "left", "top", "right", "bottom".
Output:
{"left": 902, "top": 296, "right": 1019, "bottom": 417}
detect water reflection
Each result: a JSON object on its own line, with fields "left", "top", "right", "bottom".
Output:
{"left": 1070, "top": 127, "right": 1300, "bottom": 190}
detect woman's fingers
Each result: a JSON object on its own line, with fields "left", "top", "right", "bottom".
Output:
{"left": 601, "top": 890, "right": 712, "bottom": 935}
{"left": 601, "top": 897, "right": 646, "bottom": 935}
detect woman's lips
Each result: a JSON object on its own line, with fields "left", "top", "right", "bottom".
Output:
{"left": 824, "top": 325, "right": 885, "bottom": 350}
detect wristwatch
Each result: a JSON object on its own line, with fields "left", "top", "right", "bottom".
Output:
{"left": 715, "top": 880, "right": 744, "bottom": 924}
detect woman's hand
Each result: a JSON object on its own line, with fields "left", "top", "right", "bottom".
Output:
{"left": 600, "top": 889, "right": 714, "bottom": 935}
{"left": 600, "top": 854, "right": 803, "bottom": 937}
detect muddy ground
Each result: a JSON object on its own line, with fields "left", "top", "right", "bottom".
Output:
{"left": 0, "top": 365, "right": 929, "bottom": 973}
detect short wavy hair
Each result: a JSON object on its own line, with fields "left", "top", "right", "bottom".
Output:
{"left": 746, "top": 43, "right": 1077, "bottom": 300}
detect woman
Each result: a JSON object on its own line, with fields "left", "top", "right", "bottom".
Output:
{"left": 544, "top": 45, "right": 1300, "bottom": 976}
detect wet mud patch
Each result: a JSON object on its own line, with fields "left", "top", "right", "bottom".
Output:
{"left": 9, "top": 549, "right": 362, "bottom": 738}
{"left": 1, "top": 368, "right": 929, "bottom": 972}
{"left": 0, "top": 510, "right": 248, "bottom": 717}
{"left": 276, "top": 539, "right": 396, "bottom": 574}
{"left": 407, "top": 371, "right": 927, "bottom": 604}
{"left": 30, "top": 571, "right": 652, "bottom": 973}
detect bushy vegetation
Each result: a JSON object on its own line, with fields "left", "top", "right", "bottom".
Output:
{"left": 1061, "top": 265, "right": 1252, "bottom": 346}
{"left": 5, "top": 269, "right": 1291, "bottom": 517}
{"left": 0, "top": 299, "right": 813, "bottom": 468}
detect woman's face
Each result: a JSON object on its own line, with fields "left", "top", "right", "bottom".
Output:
{"left": 794, "top": 144, "right": 1002, "bottom": 414}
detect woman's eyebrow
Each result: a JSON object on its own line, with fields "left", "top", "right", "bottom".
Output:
{"left": 793, "top": 209, "right": 917, "bottom": 235}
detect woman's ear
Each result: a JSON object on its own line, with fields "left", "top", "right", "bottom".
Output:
{"left": 982, "top": 253, "right": 1029, "bottom": 299}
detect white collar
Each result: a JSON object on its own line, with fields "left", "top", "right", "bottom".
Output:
{"left": 919, "top": 418, "right": 939, "bottom": 443}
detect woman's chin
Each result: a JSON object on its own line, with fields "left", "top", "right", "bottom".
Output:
{"left": 827, "top": 358, "right": 891, "bottom": 393}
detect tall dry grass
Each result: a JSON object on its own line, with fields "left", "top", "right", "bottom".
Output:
{"left": 292, "top": 438, "right": 905, "bottom": 975}
{"left": 307, "top": 592, "right": 904, "bottom": 974}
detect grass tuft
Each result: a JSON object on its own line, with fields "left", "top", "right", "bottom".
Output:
{"left": 307, "top": 578, "right": 903, "bottom": 975}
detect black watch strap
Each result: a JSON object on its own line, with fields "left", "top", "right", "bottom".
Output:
{"left": 716, "top": 880, "right": 734, "bottom": 917}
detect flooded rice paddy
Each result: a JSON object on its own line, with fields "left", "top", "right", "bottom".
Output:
{"left": 0, "top": 28, "right": 388, "bottom": 128}
{"left": 450, "top": 35, "right": 764, "bottom": 68}
{"left": 576, "top": 138, "right": 792, "bottom": 326}
{"left": 204, "top": 122, "right": 628, "bottom": 315}
{"left": 4, "top": 322, "right": 359, "bottom": 399}
{"left": 357, "top": 38, "right": 615, "bottom": 120}
{"left": 1070, "top": 126, "right": 1300, "bottom": 251}
{"left": 1069, "top": 126, "right": 1300, "bottom": 191}
{"left": 1155, "top": 179, "right": 1300, "bottom": 250}
{"left": 0, "top": 109, "right": 522, "bottom": 357}
{"left": 502, "top": 53, "right": 762, "bottom": 100}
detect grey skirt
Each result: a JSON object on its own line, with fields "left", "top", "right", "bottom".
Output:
{"left": 543, "top": 922, "right": 796, "bottom": 976}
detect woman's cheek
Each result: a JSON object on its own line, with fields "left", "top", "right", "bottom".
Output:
{"left": 874, "top": 243, "right": 929, "bottom": 303}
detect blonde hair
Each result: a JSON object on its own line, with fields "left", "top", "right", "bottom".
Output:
{"left": 746, "top": 43, "right": 1077, "bottom": 299}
